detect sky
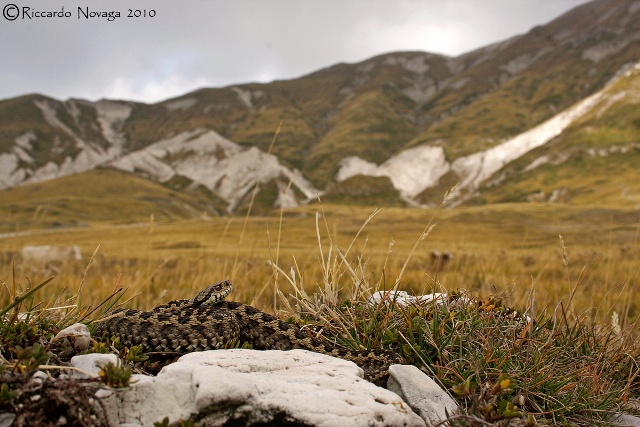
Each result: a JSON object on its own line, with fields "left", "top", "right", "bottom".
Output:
{"left": 1, "top": 0, "right": 590, "bottom": 104}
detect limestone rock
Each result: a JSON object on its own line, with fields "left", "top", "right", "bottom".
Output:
{"left": 388, "top": 364, "right": 459, "bottom": 425}
{"left": 52, "top": 322, "right": 91, "bottom": 353}
{"left": 369, "top": 291, "right": 530, "bottom": 323}
{"left": 69, "top": 353, "right": 119, "bottom": 379}
{"left": 84, "top": 349, "right": 425, "bottom": 427}
{"left": 369, "top": 290, "right": 447, "bottom": 307}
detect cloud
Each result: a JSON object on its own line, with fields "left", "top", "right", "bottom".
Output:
{"left": 0, "top": 0, "right": 589, "bottom": 103}
{"left": 96, "top": 75, "right": 211, "bottom": 103}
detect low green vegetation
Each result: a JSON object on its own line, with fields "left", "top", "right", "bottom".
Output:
{"left": 97, "top": 360, "right": 133, "bottom": 388}
{"left": 286, "top": 278, "right": 640, "bottom": 426}
{"left": 477, "top": 151, "right": 640, "bottom": 206}
{"left": 0, "top": 273, "right": 122, "bottom": 425}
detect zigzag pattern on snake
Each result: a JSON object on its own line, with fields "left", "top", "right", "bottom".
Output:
{"left": 94, "top": 280, "right": 400, "bottom": 385}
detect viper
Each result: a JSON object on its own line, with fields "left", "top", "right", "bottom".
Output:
{"left": 94, "top": 280, "right": 401, "bottom": 385}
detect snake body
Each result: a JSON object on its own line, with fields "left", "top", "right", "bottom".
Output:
{"left": 95, "top": 280, "right": 400, "bottom": 385}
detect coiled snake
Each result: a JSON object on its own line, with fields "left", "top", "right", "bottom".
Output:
{"left": 94, "top": 280, "right": 400, "bottom": 385}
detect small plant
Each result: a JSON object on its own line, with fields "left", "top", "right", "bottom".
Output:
{"left": 98, "top": 360, "right": 133, "bottom": 388}
{"left": 123, "top": 345, "right": 149, "bottom": 363}
{"left": 450, "top": 374, "right": 524, "bottom": 425}
{"left": 0, "top": 382, "right": 18, "bottom": 404}
{"left": 13, "top": 343, "right": 51, "bottom": 374}
{"left": 88, "top": 340, "right": 112, "bottom": 354}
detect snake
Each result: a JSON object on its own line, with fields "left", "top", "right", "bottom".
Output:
{"left": 94, "top": 280, "right": 401, "bottom": 385}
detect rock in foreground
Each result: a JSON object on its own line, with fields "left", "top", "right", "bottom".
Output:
{"left": 75, "top": 349, "right": 425, "bottom": 427}
{"left": 388, "top": 365, "right": 459, "bottom": 424}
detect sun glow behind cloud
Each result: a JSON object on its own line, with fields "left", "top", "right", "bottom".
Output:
{"left": 349, "top": 18, "right": 468, "bottom": 57}
{"left": 100, "top": 75, "right": 213, "bottom": 103}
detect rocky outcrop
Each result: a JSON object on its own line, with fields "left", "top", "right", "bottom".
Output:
{"left": 9, "top": 317, "right": 640, "bottom": 426}
{"left": 69, "top": 350, "right": 430, "bottom": 427}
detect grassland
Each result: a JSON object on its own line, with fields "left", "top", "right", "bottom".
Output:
{"left": 1, "top": 202, "right": 639, "bottom": 329}
{"left": 2, "top": 198, "right": 640, "bottom": 426}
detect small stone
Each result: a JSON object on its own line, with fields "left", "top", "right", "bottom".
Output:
{"left": 0, "top": 413, "right": 16, "bottom": 427}
{"left": 613, "top": 413, "right": 640, "bottom": 427}
{"left": 30, "top": 370, "right": 48, "bottom": 384}
{"left": 369, "top": 291, "right": 447, "bottom": 307}
{"left": 52, "top": 323, "right": 91, "bottom": 352}
{"left": 69, "top": 353, "right": 119, "bottom": 379}
{"left": 388, "top": 364, "right": 459, "bottom": 425}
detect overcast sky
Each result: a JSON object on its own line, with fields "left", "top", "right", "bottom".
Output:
{"left": 1, "top": 0, "right": 589, "bottom": 104}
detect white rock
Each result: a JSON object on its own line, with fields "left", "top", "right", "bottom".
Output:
{"left": 69, "top": 353, "right": 119, "bottom": 379}
{"left": 0, "top": 413, "right": 16, "bottom": 427}
{"left": 369, "top": 291, "right": 531, "bottom": 324}
{"left": 104, "top": 349, "right": 426, "bottom": 427}
{"left": 21, "top": 244, "right": 82, "bottom": 263}
{"left": 369, "top": 290, "right": 447, "bottom": 307}
{"left": 336, "top": 146, "right": 450, "bottom": 199}
{"left": 52, "top": 322, "right": 91, "bottom": 352}
{"left": 388, "top": 365, "right": 459, "bottom": 425}
{"left": 109, "top": 129, "right": 318, "bottom": 212}
{"left": 30, "top": 370, "right": 49, "bottom": 384}
{"left": 93, "top": 100, "right": 131, "bottom": 147}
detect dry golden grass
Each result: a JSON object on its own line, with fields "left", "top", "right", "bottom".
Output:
{"left": 1, "top": 201, "right": 639, "bottom": 330}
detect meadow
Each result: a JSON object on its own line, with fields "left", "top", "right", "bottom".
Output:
{"left": 3, "top": 200, "right": 640, "bottom": 425}
{"left": 2, "top": 201, "right": 639, "bottom": 328}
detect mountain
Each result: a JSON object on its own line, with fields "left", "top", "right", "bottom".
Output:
{"left": 1, "top": 0, "right": 639, "bottom": 213}
{"left": 476, "top": 61, "right": 640, "bottom": 207}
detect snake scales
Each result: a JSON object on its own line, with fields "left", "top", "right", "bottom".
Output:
{"left": 94, "top": 280, "right": 400, "bottom": 385}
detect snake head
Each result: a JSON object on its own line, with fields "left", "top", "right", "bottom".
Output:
{"left": 191, "top": 280, "right": 233, "bottom": 306}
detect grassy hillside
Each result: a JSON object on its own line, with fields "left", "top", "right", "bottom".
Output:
{"left": 307, "top": 91, "right": 416, "bottom": 184}
{"left": 473, "top": 64, "right": 640, "bottom": 207}
{"left": 0, "top": 168, "right": 225, "bottom": 231}
{"left": 477, "top": 152, "right": 640, "bottom": 207}
{"left": 0, "top": 95, "right": 85, "bottom": 167}
{"left": 321, "top": 175, "right": 407, "bottom": 207}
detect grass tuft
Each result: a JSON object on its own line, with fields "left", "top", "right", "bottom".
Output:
{"left": 268, "top": 202, "right": 640, "bottom": 426}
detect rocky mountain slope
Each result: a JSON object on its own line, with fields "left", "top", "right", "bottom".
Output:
{"left": 0, "top": 0, "right": 639, "bottom": 213}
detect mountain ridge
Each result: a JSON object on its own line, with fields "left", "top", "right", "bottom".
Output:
{"left": 1, "top": 0, "right": 639, "bottom": 213}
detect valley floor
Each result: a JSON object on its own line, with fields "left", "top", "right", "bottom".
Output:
{"left": 1, "top": 202, "right": 639, "bottom": 328}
